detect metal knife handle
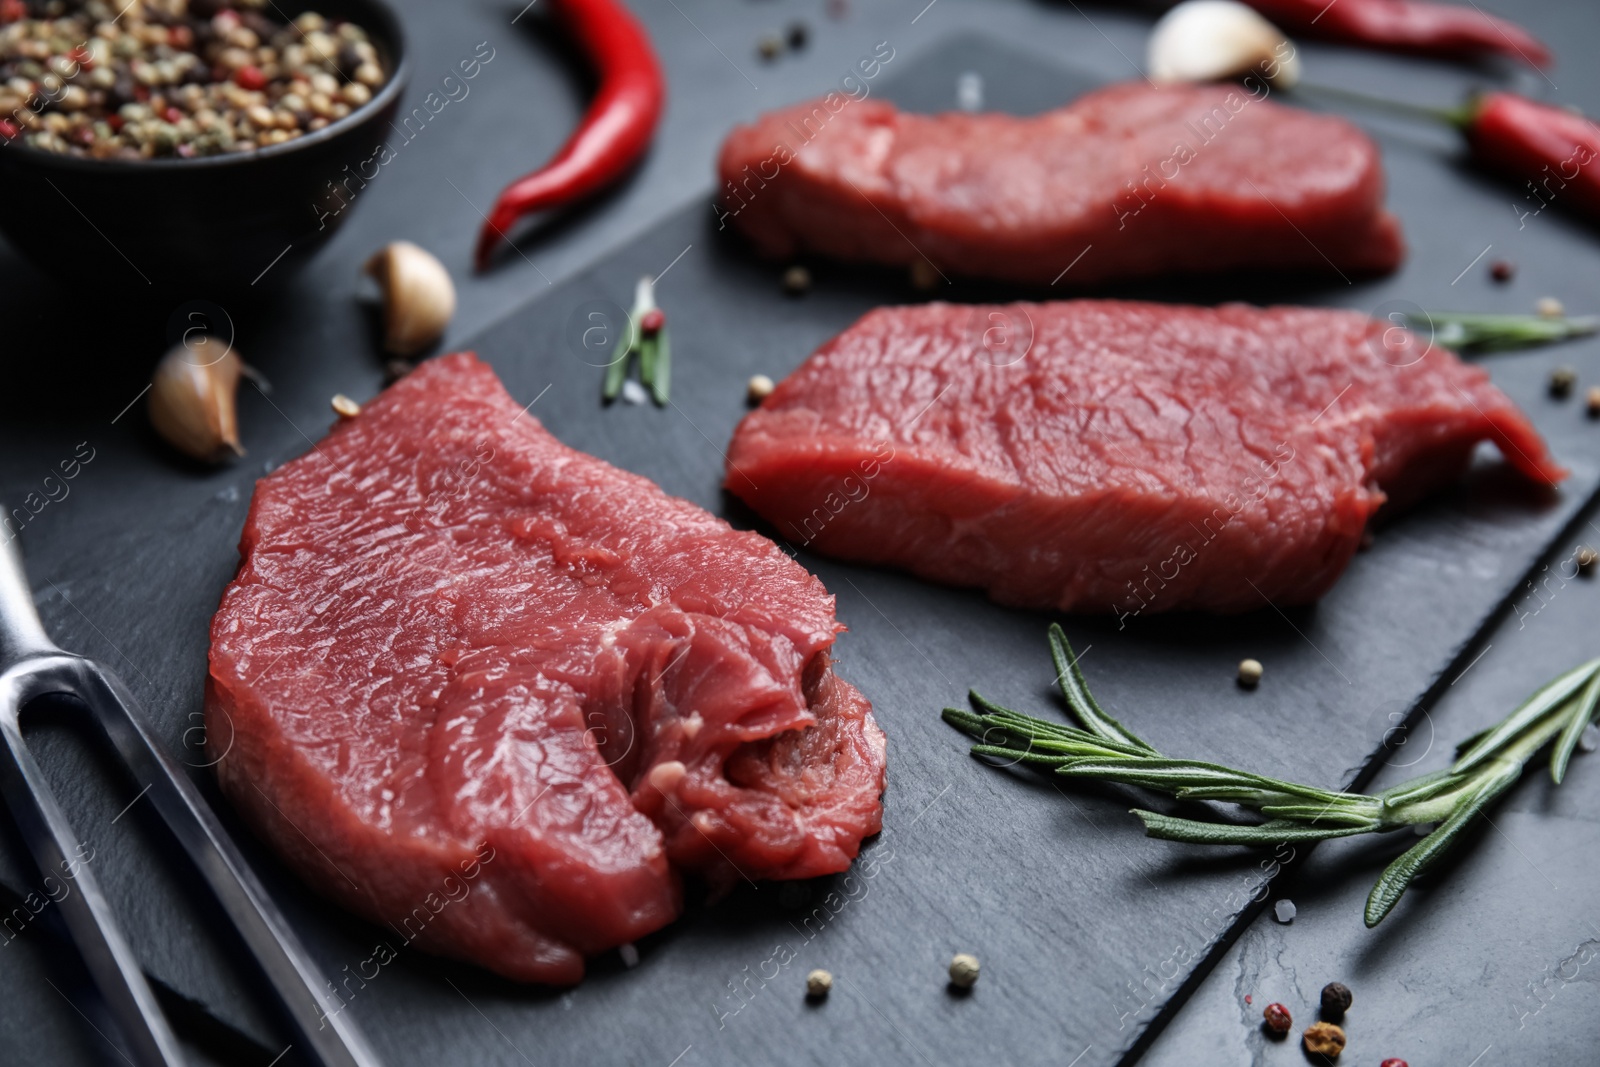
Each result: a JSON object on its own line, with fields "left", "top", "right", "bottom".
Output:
{"left": 0, "top": 524, "right": 56, "bottom": 669}
{"left": 0, "top": 676, "right": 186, "bottom": 1067}
{"left": 84, "top": 666, "right": 385, "bottom": 1067}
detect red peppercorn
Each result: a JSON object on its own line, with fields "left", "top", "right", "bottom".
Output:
{"left": 133, "top": 85, "right": 150, "bottom": 102}
{"left": 107, "top": 114, "right": 124, "bottom": 132}
{"left": 0, "top": 119, "right": 16, "bottom": 140}
{"left": 1262, "top": 1002, "right": 1292, "bottom": 1035}
{"left": 639, "top": 308, "right": 666, "bottom": 336}
{"left": 0, "top": 0, "right": 25, "bottom": 24}
{"left": 233, "top": 65, "right": 267, "bottom": 91}
{"left": 164, "top": 106, "right": 183, "bottom": 124}
{"left": 1380, "top": 1061, "right": 1408, "bottom": 1067}
{"left": 1489, "top": 260, "right": 1515, "bottom": 282}
{"left": 168, "top": 25, "right": 193, "bottom": 50}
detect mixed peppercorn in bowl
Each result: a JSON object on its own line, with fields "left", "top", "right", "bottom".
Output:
{"left": 0, "top": 0, "right": 406, "bottom": 288}
{"left": 0, "top": 0, "right": 390, "bottom": 158}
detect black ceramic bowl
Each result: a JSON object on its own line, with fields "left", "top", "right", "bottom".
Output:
{"left": 0, "top": 0, "right": 407, "bottom": 293}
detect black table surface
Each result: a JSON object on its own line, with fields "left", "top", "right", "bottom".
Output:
{"left": 3, "top": 2, "right": 1599, "bottom": 1066}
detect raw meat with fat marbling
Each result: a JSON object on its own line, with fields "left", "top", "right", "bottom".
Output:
{"left": 716, "top": 81, "right": 1404, "bottom": 286}
{"left": 206, "top": 353, "right": 886, "bottom": 985}
{"left": 724, "top": 301, "right": 1563, "bottom": 617}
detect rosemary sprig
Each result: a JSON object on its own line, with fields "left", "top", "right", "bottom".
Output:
{"left": 1407, "top": 311, "right": 1599, "bottom": 351}
{"left": 602, "top": 275, "right": 671, "bottom": 406}
{"left": 943, "top": 625, "right": 1600, "bottom": 927}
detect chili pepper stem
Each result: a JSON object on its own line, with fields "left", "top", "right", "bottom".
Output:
{"left": 1289, "top": 81, "right": 1476, "bottom": 129}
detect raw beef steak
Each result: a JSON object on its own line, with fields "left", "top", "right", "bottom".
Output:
{"left": 724, "top": 301, "right": 1563, "bottom": 617}
{"left": 207, "top": 353, "right": 886, "bottom": 985}
{"left": 716, "top": 81, "right": 1403, "bottom": 286}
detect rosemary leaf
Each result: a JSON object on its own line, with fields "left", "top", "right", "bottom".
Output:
{"left": 1375, "top": 767, "right": 1461, "bottom": 810}
{"left": 1416, "top": 312, "right": 1600, "bottom": 352}
{"left": 650, "top": 329, "right": 671, "bottom": 406}
{"left": 1453, "top": 658, "right": 1600, "bottom": 774}
{"left": 601, "top": 331, "right": 631, "bottom": 400}
{"left": 1059, "top": 757, "right": 1347, "bottom": 804}
{"left": 1173, "top": 785, "right": 1320, "bottom": 806}
{"left": 970, "top": 744, "right": 1072, "bottom": 769}
{"left": 637, "top": 335, "right": 659, "bottom": 396}
{"left": 1049, "top": 624, "right": 1156, "bottom": 753}
{"left": 1363, "top": 765, "right": 1521, "bottom": 927}
{"left": 1550, "top": 667, "right": 1600, "bottom": 784}
{"left": 1257, "top": 803, "right": 1379, "bottom": 829}
{"left": 1134, "top": 811, "right": 1372, "bottom": 846}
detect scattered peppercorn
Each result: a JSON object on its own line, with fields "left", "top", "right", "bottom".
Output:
{"left": 782, "top": 264, "right": 812, "bottom": 295}
{"left": 757, "top": 34, "right": 783, "bottom": 61}
{"left": 747, "top": 374, "right": 775, "bottom": 403}
{"left": 1577, "top": 545, "right": 1598, "bottom": 576}
{"left": 0, "top": 3, "right": 389, "bottom": 159}
{"left": 948, "top": 953, "right": 980, "bottom": 989}
{"left": 330, "top": 393, "right": 361, "bottom": 419}
{"left": 1587, "top": 385, "right": 1600, "bottom": 417}
{"left": 1549, "top": 367, "right": 1577, "bottom": 398}
{"left": 1273, "top": 898, "right": 1296, "bottom": 923}
{"left": 1379, "top": 1060, "right": 1409, "bottom": 1067}
{"left": 1261, "top": 1002, "right": 1292, "bottom": 1035}
{"left": 786, "top": 22, "right": 809, "bottom": 49}
{"left": 1302, "top": 1021, "right": 1345, "bottom": 1058}
{"left": 1237, "top": 658, "right": 1264, "bottom": 688}
{"left": 909, "top": 259, "right": 941, "bottom": 290}
{"left": 1489, "top": 259, "right": 1515, "bottom": 282}
{"left": 1319, "top": 981, "right": 1353, "bottom": 1020}
{"left": 805, "top": 968, "right": 832, "bottom": 998}
{"left": 640, "top": 307, "right": 666, "bottom": 336}
{"left": 1537, "top": 296, "right": 1566, "bottom": 318}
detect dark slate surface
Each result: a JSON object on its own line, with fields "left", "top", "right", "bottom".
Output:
{"left": 2, "top": 1, "right": 1599, "bottom": 1065}
{"left": 1141, "top": 523, "right": 1600, "bottom": 1067}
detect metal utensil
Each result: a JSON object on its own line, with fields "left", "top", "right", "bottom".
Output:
{"left": 0, "top": 529, "right": 382, "bottom": 1067}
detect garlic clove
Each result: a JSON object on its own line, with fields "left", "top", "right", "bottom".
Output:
{"left": 363, "top": 241, "right": 456, "bottom": 356}
{"left": 1147, "top": 0, "right": 1301, "bottom": 89}
{"left": 149, "top": 335, "right": 246, "bottom": 463}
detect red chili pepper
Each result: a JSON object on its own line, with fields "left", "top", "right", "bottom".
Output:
{"left": 1247, "top": 0, "right": 1551, "bottom": 68}
{"left": 1314, "top": 85, "right": 1600, "bottom": 224}
{"left": 475, "top": 0, "right": 664, "bottom": 270}
{"left": 1465, "top": 92, "right": 1600, "bottom": 224}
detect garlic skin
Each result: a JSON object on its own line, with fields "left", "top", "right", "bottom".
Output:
{"left": 364, "top": 241, "right": 456, "bottom": 356}
{"left": 149, "top": 336, "right": 246, "bottom": 463}
{"left": 1148, "top": 0, "right": 1301, "bottom": 89}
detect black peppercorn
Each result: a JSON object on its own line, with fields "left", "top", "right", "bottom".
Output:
{"left": 1320, "top": 981, "right": 1353, "bottom": 1020}
{"left": 787, "top": 22, "right": 809, "bottom": 49}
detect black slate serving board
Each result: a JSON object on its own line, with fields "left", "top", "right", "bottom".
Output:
{"left": 4, "top": 32, "right": 1600, "bottom": 1067}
